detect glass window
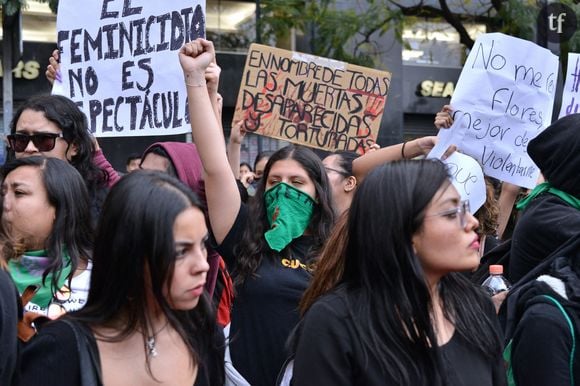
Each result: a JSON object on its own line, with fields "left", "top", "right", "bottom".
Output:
{"left": 207, "top": 0, "right": 256, "bottom": 52}
{"left": 402, "top": 17, "right": 486, "bottom": 67}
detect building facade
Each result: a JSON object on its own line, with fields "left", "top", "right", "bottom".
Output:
{"left": 1, "top": 1, "right": 483, "bottom": 169}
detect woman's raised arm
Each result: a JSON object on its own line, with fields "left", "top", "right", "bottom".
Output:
{"left": 179, "top": 39, "right": 240, "bottom": 244}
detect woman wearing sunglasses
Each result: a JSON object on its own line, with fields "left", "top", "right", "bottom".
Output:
{"left": 1, "top": 156, "right": 92, "bottom": 321}
{"left": 292, "top": 160, "right": 506, "bottom": 386}
{"left": 7, "top": 95, "right": 110, "bottom": 221}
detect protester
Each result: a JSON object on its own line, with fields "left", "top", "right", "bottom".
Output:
{"left": 322, "top": 151, "right": 359, "bottom": 216}
{"left": 502, "top": 233, "right": 580, "bottom": 386}
{"left": 507, "top": 114, "right": 580, "bottom": 283}
{"left": 239, "top": 163, "right": 253, "bottom": 185}
{"left": 125, "top": 153, "right": 141, "bottom": 173}
{"left": 140, "top": 142, "right": 233, "bottom": 321}
{"left": 352, "top": 134, "right": 455, "bottom": 181}
{"left": 293, "top": 160, "right": 506, "bottom": 385}
{"left": 0, "top": 236, "right": 20, "bottom": 385}
{"left": 1, "top": 156, "right": 92, "bottom": 320}
{"left": 7, "top": 95, "right": 112, "bottom": 220}
{"left": 180, "top": 38, "right": 335, "bottom": 386}
{"left": 253, "top": 150, "right": 274, "bottom": 182}
{"left": 475, "top": 178, "right": 501, "bottom": 257}
{"left": 19, "top": 170, "right": 224, "bottom": 386}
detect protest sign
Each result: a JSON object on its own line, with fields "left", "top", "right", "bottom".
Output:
{"left": 443, "top": 152, "right": 486, "bottom": 213}
{"left": 232, "top": 44, "right": 392, "bottom": 154}
{"left": 429, "top": 33, "right": 558, "bottom": 189}
{"left": 559, "top": 52, "right": 580, "bottom": 118}
{"left": 53, "top": 0, "right": 205, "bottom": 137}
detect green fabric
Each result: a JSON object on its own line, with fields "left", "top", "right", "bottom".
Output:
{"left": 504, "top": 294, "right": 576, "bottom": 386}
{"left": 516, "top": 182, "right": 580, "bottom": 211}
{"left": 8, "top": 249, "right": 71, "bottom": 308}
{"left": 503, "top": 340, "right": 515, "bottom": 386}
{"left": 542, "top": 295, "right": 576, "bottom": 386}
{"left": 264, "top": 182, "right": 315, "bottom": 252}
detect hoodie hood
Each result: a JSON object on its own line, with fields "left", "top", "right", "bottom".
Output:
{"left": 143, "top": 142, "right": 204, "bottom": 195}
{"left": 142, "top": 141, "right": 218, "bottom": 296}
{"left": 528, "top": 114, "right": 580, "bottom": 197}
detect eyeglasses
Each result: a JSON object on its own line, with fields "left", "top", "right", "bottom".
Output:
{"left": 324, "top": 167, "right": 350, "bottom": 177}
{"left": 425, "top": 200, "right": 471, "bottom": 228}
{"left": 7, "top": 132, "right": 64, "bottom": 152}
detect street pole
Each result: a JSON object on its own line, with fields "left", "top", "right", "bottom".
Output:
{"left": 2, "top": 6, "right": 21, "bottom": 164}
{"left": 2, "top": 9, "right": 14, "bottom": 140}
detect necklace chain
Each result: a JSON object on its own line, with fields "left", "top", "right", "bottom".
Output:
{"left": 143, "top": 322, "right": 168, "bottom": 358}
{"left": 146, "top": 336, "right": 159, "bottom": 358}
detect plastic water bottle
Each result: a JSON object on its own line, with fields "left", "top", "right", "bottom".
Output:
{"left": 481, "top": 265, "right": 511, "bottom": 296}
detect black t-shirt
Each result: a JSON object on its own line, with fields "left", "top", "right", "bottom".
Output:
{"left": 293, "top": 287, "right": 506, "bottom": 386}
{"left": 217, "top": 204, "right": 315, "bottom": 386}
{"left": 512, "top": 301, "right": 580, "bottom": 385}
{"left": 0, "top": 269, "right": 19, "bottom": 386}
{"left": 510, "top": 194, "right": 580, "bottom": 283}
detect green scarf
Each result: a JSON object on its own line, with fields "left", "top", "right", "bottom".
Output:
{"left": 264, "top": 182, "right": 315, "bottom": 252}
{"left": 516, "top": 182, "right": 580, "bottom": 211}
{"left": 8, "top": 249, "right": 72, "bottom": 308}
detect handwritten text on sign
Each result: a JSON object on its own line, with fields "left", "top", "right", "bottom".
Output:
{"left": 53, "top": 0, "right": 205, "bottom": 137}
{"left": 430, "top": 33, "right": 558, "bottom": 189}
{"left": 232, "top": 44, "right": 392, "bottom": 154}
{"left": 559, "top": 53, "right": 580, "bottom": 119}
{"left": 443, "top": 152, "right": 486, "bottom": 213}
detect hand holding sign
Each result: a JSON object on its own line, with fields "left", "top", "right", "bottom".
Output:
{"left": 46, "top": 49, "right": 61, "bottom": 85}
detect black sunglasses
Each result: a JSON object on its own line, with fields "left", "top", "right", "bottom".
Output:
{"left": 7, "top": 133, "right": 64, "bottom": 152}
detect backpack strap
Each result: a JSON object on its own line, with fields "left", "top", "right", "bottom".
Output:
{"left": 542, "top": 294, "right": 576, "bottom": 386}
{"left": 503, "top": 294, "right": 577, "bottom": 386}
{"left": 60, "top": 319, "right": 103, "bottom": 386}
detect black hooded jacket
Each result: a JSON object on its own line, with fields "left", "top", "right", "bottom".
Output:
{"left": 509, "top": 114, "right": 580, "bottom": 283}
{"left": 502, "top": 234, "right": 580, "bottom": 386}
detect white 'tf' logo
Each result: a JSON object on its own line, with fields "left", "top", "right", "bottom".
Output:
{"left": 549, "top": 12, "right": 567, "bottom": 33}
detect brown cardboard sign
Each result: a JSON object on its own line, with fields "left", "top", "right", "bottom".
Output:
{"left": 233, "top": 44, "right": 391, "bottom": 154}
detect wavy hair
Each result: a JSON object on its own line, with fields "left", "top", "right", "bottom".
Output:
{"left": 1, "top": 156, "right": 93, "bottom": 293}
{"left": 9, "top": 95, "right": 108, "bottom": 196}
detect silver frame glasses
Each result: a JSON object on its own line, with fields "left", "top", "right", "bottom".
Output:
{"left": 425, "top": 199, "right": 471, "bottom": 228}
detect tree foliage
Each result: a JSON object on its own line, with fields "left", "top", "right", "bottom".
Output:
{"left": 1, "top": 0, "right": 58, "bottom": 16}
{"left": 259, "top": 0, "right": 580, "bottom": 65}
{"left": 258, "top": 0, "right": 404, "bottom": 67}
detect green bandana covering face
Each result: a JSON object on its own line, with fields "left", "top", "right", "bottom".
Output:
{"left": 264, "top": 182, "right": 315, "bottom": 252}
{"left": 8, "top": 249, "right": 71, "bottom": 308}
{"left": 516, "top": 182, "right": 580, "bottom": 211}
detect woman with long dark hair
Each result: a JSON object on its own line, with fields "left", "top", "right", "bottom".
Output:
{"left": 293, "top": 160, "right": 506, "bottom": 385}
{"left": 1, "top": 156, "right": 93, "bottom": 319}
{"left": 19, "top": 170, "right": 223, "bottom": 385}
{"left": 179, "top": 39, "right": 335, "bottom": 386}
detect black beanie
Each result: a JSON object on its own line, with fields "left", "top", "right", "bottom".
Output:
{"left": 528, "top": 113, "right": 580, "bottom": 197}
